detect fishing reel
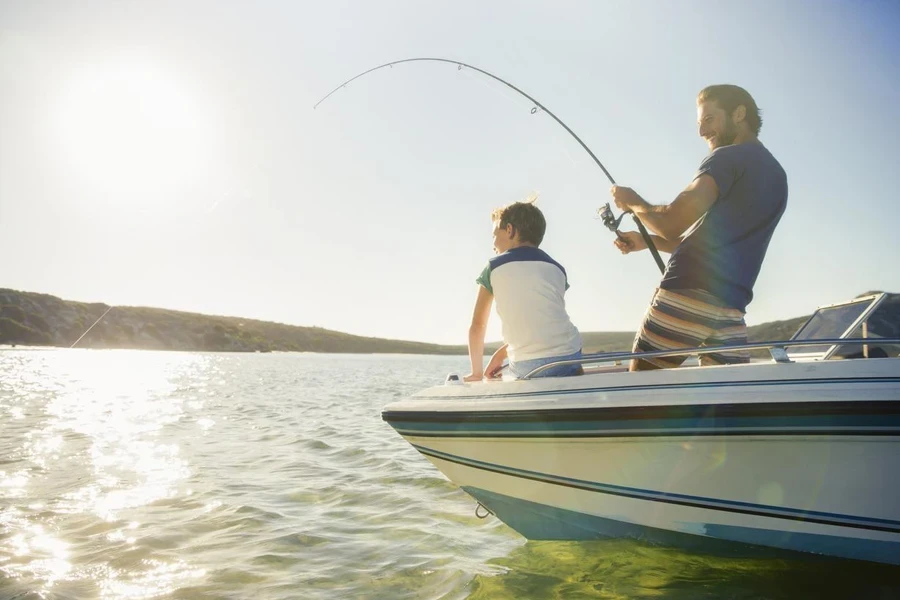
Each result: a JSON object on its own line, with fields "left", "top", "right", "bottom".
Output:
{"left": 597, "top": 203, "right": 627, "bottom": 236}
{"left": 598, "top": 203, "right": 663, "bottom": 267}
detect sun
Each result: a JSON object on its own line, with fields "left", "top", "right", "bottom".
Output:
{"left": 54, "top": 58, "right": 210, "bottom": 208}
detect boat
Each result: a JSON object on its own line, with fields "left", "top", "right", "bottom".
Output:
{"left": 382, "top": 293, "right": 900, "bottom": 564}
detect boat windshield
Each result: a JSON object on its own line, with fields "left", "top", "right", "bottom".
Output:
{"left": 788, "top": 293, "right": 886, "bottom": 360}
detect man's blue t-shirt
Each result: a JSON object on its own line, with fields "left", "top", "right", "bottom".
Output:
{"left": 660, "top": 142, "right": 788, "bottom": 311}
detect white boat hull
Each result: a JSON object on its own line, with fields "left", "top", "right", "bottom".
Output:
{"left": 383, "top": 358, "right": 900, "bottom": 564}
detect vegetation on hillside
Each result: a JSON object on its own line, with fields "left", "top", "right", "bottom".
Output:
{"left": 1, "top": 288, "right": 896, "bottom": 356}
{"left": 0, "top": 289, "right": 466, "bottom": 354}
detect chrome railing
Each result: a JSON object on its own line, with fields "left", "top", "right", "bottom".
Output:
{"left": 522, "top": 337, "right": 900, "bottom": 379}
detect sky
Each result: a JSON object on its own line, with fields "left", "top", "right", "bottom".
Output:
{"left": 1, "top": 0, "right": 899, "bottom": 345}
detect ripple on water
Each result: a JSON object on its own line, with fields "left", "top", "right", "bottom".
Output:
{"left": 299, "top": 438, "right": 332, "bottom": 451}
{"left": 4, "top": 350, "right": 898, "bottom": 600}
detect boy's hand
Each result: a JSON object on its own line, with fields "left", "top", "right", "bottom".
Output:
{"left": 485, "top": 356, "right": 505, "bottom": 379}
{"left": 485, "top": 344, "right": 508, "bottom": 379}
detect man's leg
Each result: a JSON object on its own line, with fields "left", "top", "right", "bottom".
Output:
{"left": 630, "top": 289, "right": 714, "bottom": 371}
{"left": 698, "top": 301, "right": 751, "bottom": 366}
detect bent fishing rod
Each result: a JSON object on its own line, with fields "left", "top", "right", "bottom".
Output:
{"left": 314, "top": 57, "right": 665, "bottom": 274}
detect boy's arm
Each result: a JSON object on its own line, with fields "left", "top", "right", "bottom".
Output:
{"left": 485, "top": 343, "right": 509, "bottom": 378}
{"left": 465, "top": 286, "right": 493, "bottom": 382}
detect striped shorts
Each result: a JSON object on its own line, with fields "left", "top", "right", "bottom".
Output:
{"left": 632, "top": 288, "right": 750, "bottom": 369}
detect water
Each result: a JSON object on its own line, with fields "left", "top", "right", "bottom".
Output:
{"left": 1, "top": 349, "right": 898, "bottom": 599}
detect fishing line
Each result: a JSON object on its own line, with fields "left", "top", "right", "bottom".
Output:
{"left": 71, "top": 306, "right": 114, "bottom": 348}
{"left": 314, "top": 57, "right": 665, "bottom": 273}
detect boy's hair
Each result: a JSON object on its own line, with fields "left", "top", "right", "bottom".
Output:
{"left": 697, "top": 84, "right": 763, "bottom": 136}
{"left": 491, "top": 198, "right": 546, "bottom": 246}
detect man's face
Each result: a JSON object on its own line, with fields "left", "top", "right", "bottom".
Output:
{"left": 492, "top": 220, "right": 514, "bottom": 254}
{"left": 697, "top": 100, "right": 737, "bottom": 150}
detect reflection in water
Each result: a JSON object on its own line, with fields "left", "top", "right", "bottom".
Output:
{"left": 45, "top": 351, "right": 195, "bottom": 522}
{"left": 1, "top": 350, "right": 206, "bottom": 598}
{"left": 98, "top": 559, "right": 206, "bottom": 600}
{"left": 468, "top": 540, "right": 900, "bottom": 600}
{"left": 2, "top": 350, "right": 899, "bottom": 600}
{"left": 2, "top": 517, "right": 72, "bottom": 588}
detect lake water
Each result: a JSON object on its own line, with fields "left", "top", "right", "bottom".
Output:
{"left": 2, "top": 349, "right": 898, "bottom": 599}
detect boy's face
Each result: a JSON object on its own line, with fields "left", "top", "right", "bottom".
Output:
{"left": 492, "top": 219, "right": 515, "bottom": 253}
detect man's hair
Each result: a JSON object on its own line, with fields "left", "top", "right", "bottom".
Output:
{"left": 697, "top": 84, "right": 763, "bottom": 136}
{"left": 491, "top": 199, "right": 546, "bottom": 246}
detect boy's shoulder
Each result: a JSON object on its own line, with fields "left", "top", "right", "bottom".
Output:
{"left": 487, "top": 246, "right": 564, "bottom": 273}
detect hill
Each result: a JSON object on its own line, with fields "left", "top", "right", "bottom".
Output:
{"left": 0, "top": 289, "right": 466, "bottom": 354}
{"left": 0, "top": 288, "right": 896, "bottom": 355}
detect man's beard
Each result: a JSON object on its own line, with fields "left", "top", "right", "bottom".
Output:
{"left": 711, "top": 118, "right": 738, "bottom": 148}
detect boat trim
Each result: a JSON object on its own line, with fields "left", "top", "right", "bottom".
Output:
{"left": 413, "top": 444, "right": 900, "bottom": 534}
{"left": 386, "top": 397, "right": 900, "bottom": 424}
{"left": 521, "top": 337, "right": 900, "bottom": 378}
{"left": 400, "top": 376, "right": 900, "bottom": 404}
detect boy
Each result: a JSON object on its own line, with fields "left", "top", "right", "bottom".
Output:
{"left": 464, "top": 200, "right": 583, "bottom": 381}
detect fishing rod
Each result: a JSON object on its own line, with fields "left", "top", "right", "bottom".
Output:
{"left": 314, "top": 57, "right": 666, "bottom": 274}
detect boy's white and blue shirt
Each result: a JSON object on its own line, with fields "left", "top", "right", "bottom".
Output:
{"left": 476, "top": 246, "right": 582, "bottom": 363}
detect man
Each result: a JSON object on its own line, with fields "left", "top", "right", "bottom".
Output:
{"left": 611, "top": 84, "right": 788, "bottom": 371}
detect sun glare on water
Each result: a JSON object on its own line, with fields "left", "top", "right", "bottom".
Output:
{"left": 1, "top": 350, "right": 208, "bottom": 598}
{"left": 53, "top": 59, "right": 212, "bottom": 209}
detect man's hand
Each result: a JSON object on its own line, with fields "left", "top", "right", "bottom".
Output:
{"left": 614, "top": 231, "right": 646, "bottom": 254}
{"left": 611, "top": 185, "right": 649, "bottom": 214}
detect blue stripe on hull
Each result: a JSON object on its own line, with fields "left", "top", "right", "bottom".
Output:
{"left": 384, "top": 399, "right": 900, "bottom": 437}
{"left": 384, "top": 401, "right": 900, "bottom": 437}
{"left": 417, "top": 445, "right": 900, "bottom": 532}
{"left": 462, "top": 487, "right": 900, "bottom": 565}
{"left": 392, "top": 416, "right": 900, "bottom": 437}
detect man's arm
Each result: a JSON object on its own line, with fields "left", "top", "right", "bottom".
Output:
{"left": 614, "top": 231, "right": 682, "bottom": 255}
{"left": 611, "top": 174, "right": 720, "bottom": 241}
{"left": 464, "top": 286, "right": 493, "bottom": 382}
